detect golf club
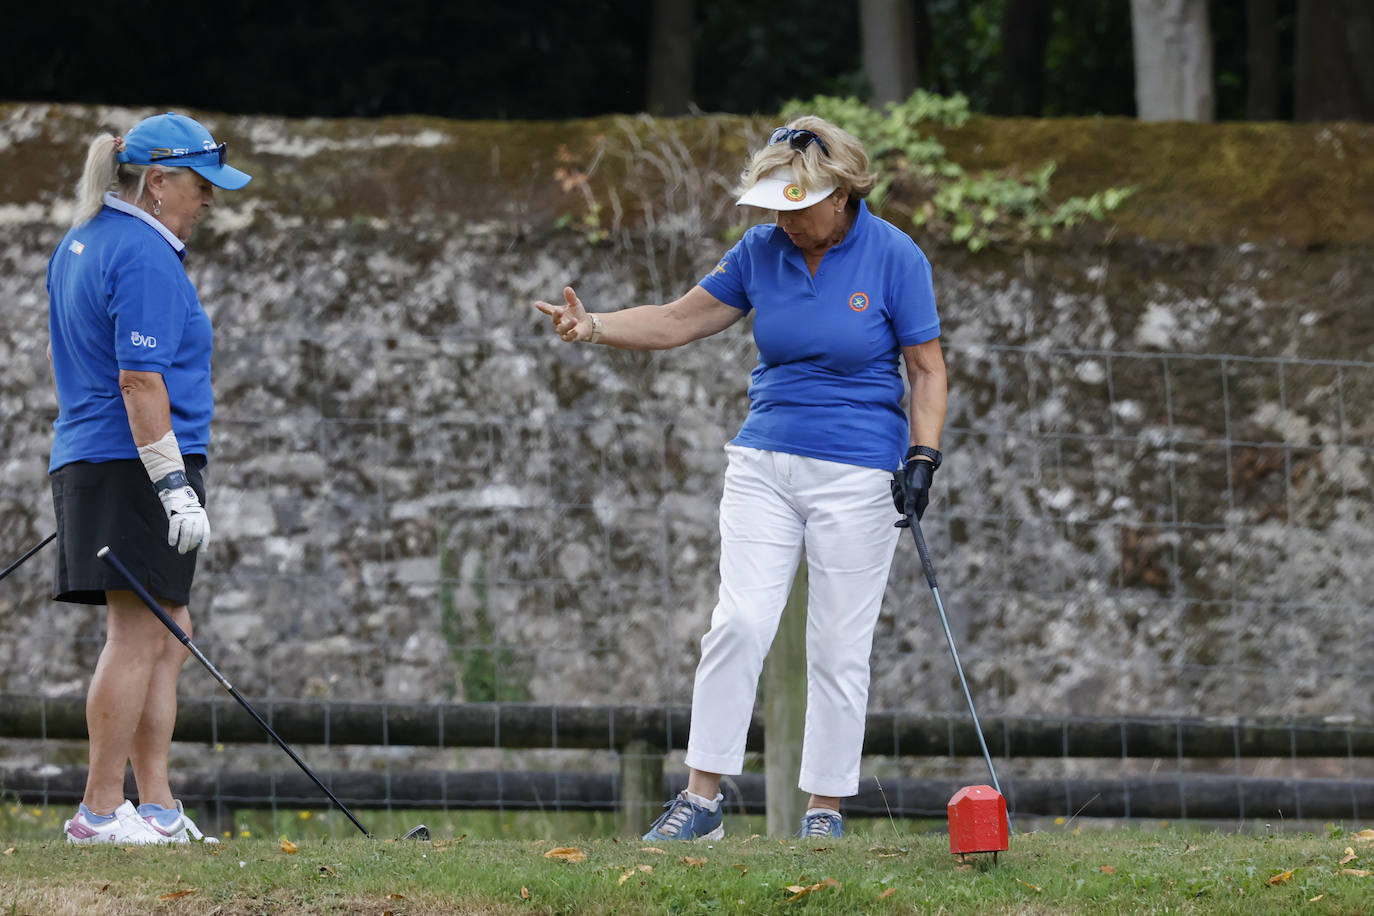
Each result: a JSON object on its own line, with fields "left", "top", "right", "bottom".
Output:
{"left": 98, "top": 545, "right": 427, "bottom": 841}
{"left": 0, "top": 532, "right": 56, "bottom": 583}
{"left": 903, "top": 516, "right": 1014, "bottom": 834}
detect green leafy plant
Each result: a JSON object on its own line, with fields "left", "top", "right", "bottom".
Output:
{"left": 439, "top": 539, "right": 531, "bottom": 703}
{"left": 783, "top": 91, "right": 1134, "bottom": 251}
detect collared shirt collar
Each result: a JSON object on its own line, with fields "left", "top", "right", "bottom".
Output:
{"left": 103, "top": 192, "right": 186, "bottom": 258}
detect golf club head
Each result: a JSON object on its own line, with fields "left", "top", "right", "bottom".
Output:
{"left": 401, "top": 823, "right": 430, "bottom": 841}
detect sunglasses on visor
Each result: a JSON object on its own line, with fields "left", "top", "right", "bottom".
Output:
{"left": 148, "top": 141, "right": 228, "bottom": 168}
{"left": 768, "top": 127, "right": 829, "bottom": 157}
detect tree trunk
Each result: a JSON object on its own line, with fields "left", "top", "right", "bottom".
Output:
{"left": 1294, "top": 0, "right": 1374, "bottom": 121}
{"left": 646, "top": 0, "right": 695, "bottom": 116}
{"left": 1245, "top": 0, "right": 1279, "bottom": 120}
{"left": 992, "top": 0, "right": 1054, "bottom": 116}
{"left": 860, "top": 0, "right": 918, "bottom": 104}
{"left": 1130, "top": 0, "right": 1215, "bottom": 121}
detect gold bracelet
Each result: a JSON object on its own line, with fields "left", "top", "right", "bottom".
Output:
{"left": 588, "top": 313, "right": 602, "bottom": 344}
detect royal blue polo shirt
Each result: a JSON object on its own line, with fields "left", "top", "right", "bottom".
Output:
{"left": 47, "top": 193, "right": 214, "bottom": 473}
{"left": 699, "top": 200, "right": 940, "bottom": 471}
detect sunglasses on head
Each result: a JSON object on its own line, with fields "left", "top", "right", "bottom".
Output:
{"left": 768, "top": 127, "right": 829, "bottom": 157}
{"left": 148, "top": 141, "right": 227, "bottom": 168}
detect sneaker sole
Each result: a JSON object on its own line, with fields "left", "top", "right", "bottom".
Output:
{"left": 643, "top": 824, "right": 724, "bottom": 842}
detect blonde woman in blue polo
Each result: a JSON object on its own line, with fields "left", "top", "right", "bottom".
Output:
{"left": 536, "top": 115, "right": 947, "bottom": 840}
{"left": 48, "top": 112, "right": 251, "bottom": 844}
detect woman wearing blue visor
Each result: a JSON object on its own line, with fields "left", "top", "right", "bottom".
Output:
{"left": 536, "top": 115, "right": 947, "bottom": 840}
{"left": 48, "top": 112, "right": 250, "bottom": 844}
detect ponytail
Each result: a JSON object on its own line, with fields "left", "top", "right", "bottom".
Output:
{"left": 72, "top": 134, "right": 122, "bottom": 227}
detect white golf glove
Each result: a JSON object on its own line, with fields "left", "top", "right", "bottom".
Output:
{"left": 155, "top": 473, "right": 211, "bottom": 554}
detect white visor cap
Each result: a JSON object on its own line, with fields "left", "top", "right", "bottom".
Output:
{"left": 735, "top": 167, "right": 837, "bottom": 211}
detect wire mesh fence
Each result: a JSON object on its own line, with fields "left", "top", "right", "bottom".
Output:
{"left": 4, "top": 331, "right": 1374, "bottom": 832}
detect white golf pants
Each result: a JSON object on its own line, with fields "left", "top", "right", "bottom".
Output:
{"left": 684, "top": 444, "right": 902, "bottom": 797}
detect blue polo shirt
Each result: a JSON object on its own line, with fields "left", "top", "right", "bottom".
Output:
{"left": 699, "top": 200, "right": 940, "bottom": 471}
{"left": 47, "top": 193, "right": 213, "bottom": 473}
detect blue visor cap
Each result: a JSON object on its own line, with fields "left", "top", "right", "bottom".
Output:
{"left": 117, "top": 112, "right": 252, "bottom": 190}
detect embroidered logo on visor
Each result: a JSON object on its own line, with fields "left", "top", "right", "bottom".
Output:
{"left": 783, "top": 184, "right": 806, "bottom": 203}
{"left": 849, "top": 292, "right": 870, "bottom": 312}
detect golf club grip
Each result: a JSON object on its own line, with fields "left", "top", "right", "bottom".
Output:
{"left": 906, "top": 519, "right": 939, "bottom": 588}
{"left": 0, "top": 532, "right": 56, "bottom": 582}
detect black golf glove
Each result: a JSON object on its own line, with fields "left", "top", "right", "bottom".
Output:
{"left": 891, "top": 446, "right": 942, "bottom": 527}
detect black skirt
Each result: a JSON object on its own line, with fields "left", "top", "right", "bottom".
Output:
{"left": 50, "top": 455, "right": 207, "bottom": 606}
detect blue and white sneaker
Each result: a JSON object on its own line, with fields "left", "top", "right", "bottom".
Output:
{"left": 642, "top": 790, "right": 724, "bottom": 841}
{"left": 797, "top": 809, "right": 845, "bottom": 838}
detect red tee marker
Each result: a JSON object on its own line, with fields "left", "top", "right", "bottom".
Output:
{"left": 948, "top": 785, "right": 1009, "bottom": 861}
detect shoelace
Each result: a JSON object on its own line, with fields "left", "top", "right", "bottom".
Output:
{"left": 800, "top": 813, "right": 842, "bottom": 837}
{"left": 655, "top": 800, "right": 694, "bottom": 837}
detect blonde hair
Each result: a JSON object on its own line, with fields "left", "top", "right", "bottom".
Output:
{"left": 734, "top": 115, "right": 878, "bottom": 207}
{"left": 72, "top": 133, "right": 185, "bottom": 227}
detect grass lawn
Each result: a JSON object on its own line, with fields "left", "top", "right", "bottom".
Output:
{"left": 3, "top": 814, "right": 1373, "bottom": 914}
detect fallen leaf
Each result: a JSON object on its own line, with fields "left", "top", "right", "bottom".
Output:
{"left": 1341, "top": 847, "right": 1357, "bottom": 865}
{"left": 618, "top": 867, "right": 654, "bottom": 889}
{"left": 1017, "top": 878, "right": 1043, "bottom": 892}
{"left": 157, "top": 890, "right": 194, "bottom": 901}
{"left": 682, "top": 856, "right": 707, "bottom": 867}
{"left": 279, "top": 838, "right": 297, "bottom": 854}
{"left": 1338, "top": 868, "right": 1373, "bottom": 877}
{"left": 387, "top": 893, "right": 407, "bottom": 900}
{"left": 382, "top": 911, "right": 393, "bottom": 916}
{"left": 1353, "top": 829, "right": 1374, "bottom": 843}
{"left": 784, "top": 876, "right": 841, "bottom": 902}
{"left": 97, "top": 884, "right": 110, "bottom": 893}
{"left": 1100, "top": 865, "right": 1116, "bottom": 874}
{"left": 785, "top": 885, "right": 806, "bottom": 894}
{"left": 1309, "top": 894, "right": 1325, "bottom": 902}
{"left": 1267, "top": 869, "right": 1296, "bottom": 885}
{"left": 733, "top": 863, "right": 748, "bottom": 875}
{"left": 877, "top": 887, "right": 896, "bottom": 899}
{"left": 2, "top": 848, "right": 13, "bottom": 855}
{"left": 520, "top": 886, "right": 530, "bottom": 900}
{"left": 544, "top": 846, "right": 588, "bottom": 863}
{"left": 318, "top": 865, "right": 337, "bottom": 878}
{"left": 640, "top": 846, "right": 667, "bottom": 855}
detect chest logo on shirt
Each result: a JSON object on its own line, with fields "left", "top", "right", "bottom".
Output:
{"left": 783, "top": 184, "right": 806, "bottom": 203}
{"left": 848, "top": 291, "right": 870, "bottom": 312}
{"left": 130, "top": 331, "right": 158, "bottom": 349}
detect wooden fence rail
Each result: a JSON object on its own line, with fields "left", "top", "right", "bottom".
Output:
{"left": 4, "top": 694, "right": 1373, "bottom": 834}
{"left": 4, "top": 695, "right": 1372, "bottom": 758}
{"left": 3, "top": 767, "right": 1371, "bottom": 832}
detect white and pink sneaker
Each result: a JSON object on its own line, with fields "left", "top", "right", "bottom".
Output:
{"left": 64, "top": 800, "right": 167, "bottom": 845}
{"left": 139, "top": 799, "right": 219, "bottom": 843}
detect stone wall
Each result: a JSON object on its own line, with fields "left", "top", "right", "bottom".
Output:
{"left": 2, "top": 103, "right": 1371, "bottom": 722}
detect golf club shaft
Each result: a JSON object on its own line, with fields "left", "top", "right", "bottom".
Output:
{"left": 0, "top": 532, "right": 56, "bottom": 583}
{"left": 906, "top": 519, "right": 1013, "bottom": 832}
{"left": 97, "top": 545, "right": 372, "bottom": 838}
